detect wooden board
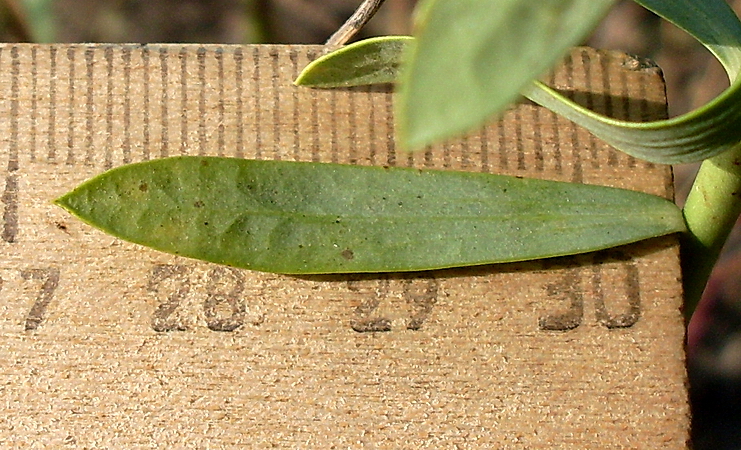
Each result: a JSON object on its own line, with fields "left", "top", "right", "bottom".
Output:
{"left": 0, "top": 44, "right": 689, "bottom": 448}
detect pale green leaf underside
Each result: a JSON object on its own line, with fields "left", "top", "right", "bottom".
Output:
{"left": 295, "top": 37, "right": 409, "bottom": 86}
{"left": 55, "top": 156, "right": 685, "bottom": 275}
{"left": 294, "top": 36, "right": 413, "bottom": 87}
{"left": 396, "top": 0, "right": 617, "bottom": 151}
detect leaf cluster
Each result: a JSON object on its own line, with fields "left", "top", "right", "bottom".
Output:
{"left": 57, "top": 0, "right": 741, "bottom": 311}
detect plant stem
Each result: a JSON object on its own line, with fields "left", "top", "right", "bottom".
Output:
{"left": 326, "top": 0, "right": 387, "bottom": 46}
{"left": 682, "top": 142, "right": 741, "bottom": 319}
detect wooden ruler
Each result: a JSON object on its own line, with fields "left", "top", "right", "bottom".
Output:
{"left": 0, "top": 44, "right": 688, "bottom": 448}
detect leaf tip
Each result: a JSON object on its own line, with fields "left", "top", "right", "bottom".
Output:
{"left": 53, "top": 192, "right": 77, "bottom": 219}
{"left": 293, "top": 64, "right": 315, "bottom": 86}
{"left": 52, "top": 193, "right": 68, "bottom": 208}
{"left": 293, "top": 68, "right": 312, "bottom": 87}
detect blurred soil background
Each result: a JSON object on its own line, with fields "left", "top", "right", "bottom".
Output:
{"left": 2, "top": 0, "right": 741, "bottom": 447}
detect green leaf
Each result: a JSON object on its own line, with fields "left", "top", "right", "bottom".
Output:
{"left": 396, "top": 0, "right": 616, "bottom": 151}
{"left": 55, "top": 156, "right": 685, "bottom": 274}
{"left": 21, "top": 0, "right": 57, "bottom": 43}
{"left": 524, "top": 77, "right": 741, "bottom": 164}
{"left": 301, "top": 16, "right": 741, "bottom": 164}
{"left": 294, "top": 36, "right": 413, "bottom": 87}
{"left": 635, "top": 0, "right": 741, "bottom": 77}
{"left": 524, "top": 0, "right": 741, "bottom": 164}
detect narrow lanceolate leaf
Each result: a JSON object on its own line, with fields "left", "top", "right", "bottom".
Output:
{"left": 294, "top": 36, "right": 413, "bottom": 87}
{"left": 55, "top": 156, "right": 685, "bottom": 274}
{"left": 396, "top": 0, "right": 616, "bottom": 151}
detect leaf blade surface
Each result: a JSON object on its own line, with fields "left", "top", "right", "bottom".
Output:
{"left": 294, "top": 36, "right": 413, "bottom": 87}
{"left": 56, "top": 156, "right": 685, "bottom": 274}
{"left": 397, "top": 0, "right": 616, "bottom": 151}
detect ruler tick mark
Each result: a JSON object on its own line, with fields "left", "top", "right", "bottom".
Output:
{"left": 367, "top": 87, "right": 376, "bottom": 164}
{"left": 159, "top": 47, "right": 169, "bottom": 158}
{"left": 3, "top": 46, "right": 20, "bottom": 243}
{"left": 385, "top": 91, "right": 395, "bottom": 167}
{"left": 442, "top": 141, "right": 451, "bottom": 169}
{"left": 459, "top": 135, "right": 471, "bottom": 169}
{"left": 234, "top": 47, "right": 244, "bottom": 158}
{"left": 550, "top": 115, "right": 563, "bottom": 176}
{"left": 424, "top": 146, "right": 433, "bottom": 169}
{"left": 30, "top": 46, "right": 38, "bottom": 162}
{"left": 197, "top": 47, "right": 207, "bottom": 156}
{"left": 252, "top": 47, "right": 261, "bottom": 159}
{"left": 547, "top": 72, "right": 563, "bottom": 175}
{"left": 84, "top": 47, "right": 94, "bottom": 165}
{"left": 348, "top": 87, "right": 358, "bottom": 164}
{"left": 179, "top": 47, "right": 189, "bottom": 156}
{"left": 405, "top": 141, "right": 414, "bottom": 168}
{"left": 8, "top": 46, "right": 19, "bottom": 172}
{"left": 310, "top": 87, "right": 319, "bottom": 162}
{"left": 533, "top": 107, "right": 544, "bottom": 172}
{"left": 289, "top": 50, "right": 301, "bottom": 161}
{"left": 105, "top": 46, "right": 114, "bottom": 169}
{"left": 478, "top": 126, "right": 489, "bottom": 173}
{"left": 330, "top": 89, "right": 338, "bottom": 163}
{"left": 271, "top": 49, "right": 281, "bottom": 160}
{"left": 216, "top": 48, "right": 225, "bottom": 157}
{"left": 66, "top": 47, "right": 76, "bottom": 165}
{"left": 142, "top": 46, "right": 151, "bottom": 160}
{"left": 306, "top": 50, "right": 319, "bottom": 162}
{"left": 515, "top": 108, "right": 525, "bottom": 171}
{"left": 47, "top": 46, "right": 58, "bottom": 162}
{"left": 496, "top": 119, "right": 507, "bottom": 170}
{"left": 122, "top": 47, "right": 132, "bottom": 164}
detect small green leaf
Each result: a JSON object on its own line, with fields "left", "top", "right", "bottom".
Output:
{"left": 294, "top": 36, "right": 413, "bottom": 87}
{"left": 55, "top": 156, "right": 685, "bottom": 274}
{"left": 397, "top": 0, "right": 616, "bottom": 151}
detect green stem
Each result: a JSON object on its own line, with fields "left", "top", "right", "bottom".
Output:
{"left": 682, "top": 142, "right": 741, "bottom": 319}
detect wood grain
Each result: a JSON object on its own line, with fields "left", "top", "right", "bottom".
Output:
{"left": 0, "top": 44, "right": 688, "bottom": 448}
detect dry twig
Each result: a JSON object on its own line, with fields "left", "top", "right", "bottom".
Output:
{"left": 2, "top": 0, "right": 34, "bottom": 41}
{"left": 325, "top": 0, "right": 387, "bottom": 46}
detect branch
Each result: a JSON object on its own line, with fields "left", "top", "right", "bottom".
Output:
{"left": 2, "top": 0, "right": 33, "bottom": 42}
{"left": 325, "top": 0, "right": 387, "bottom": 47}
